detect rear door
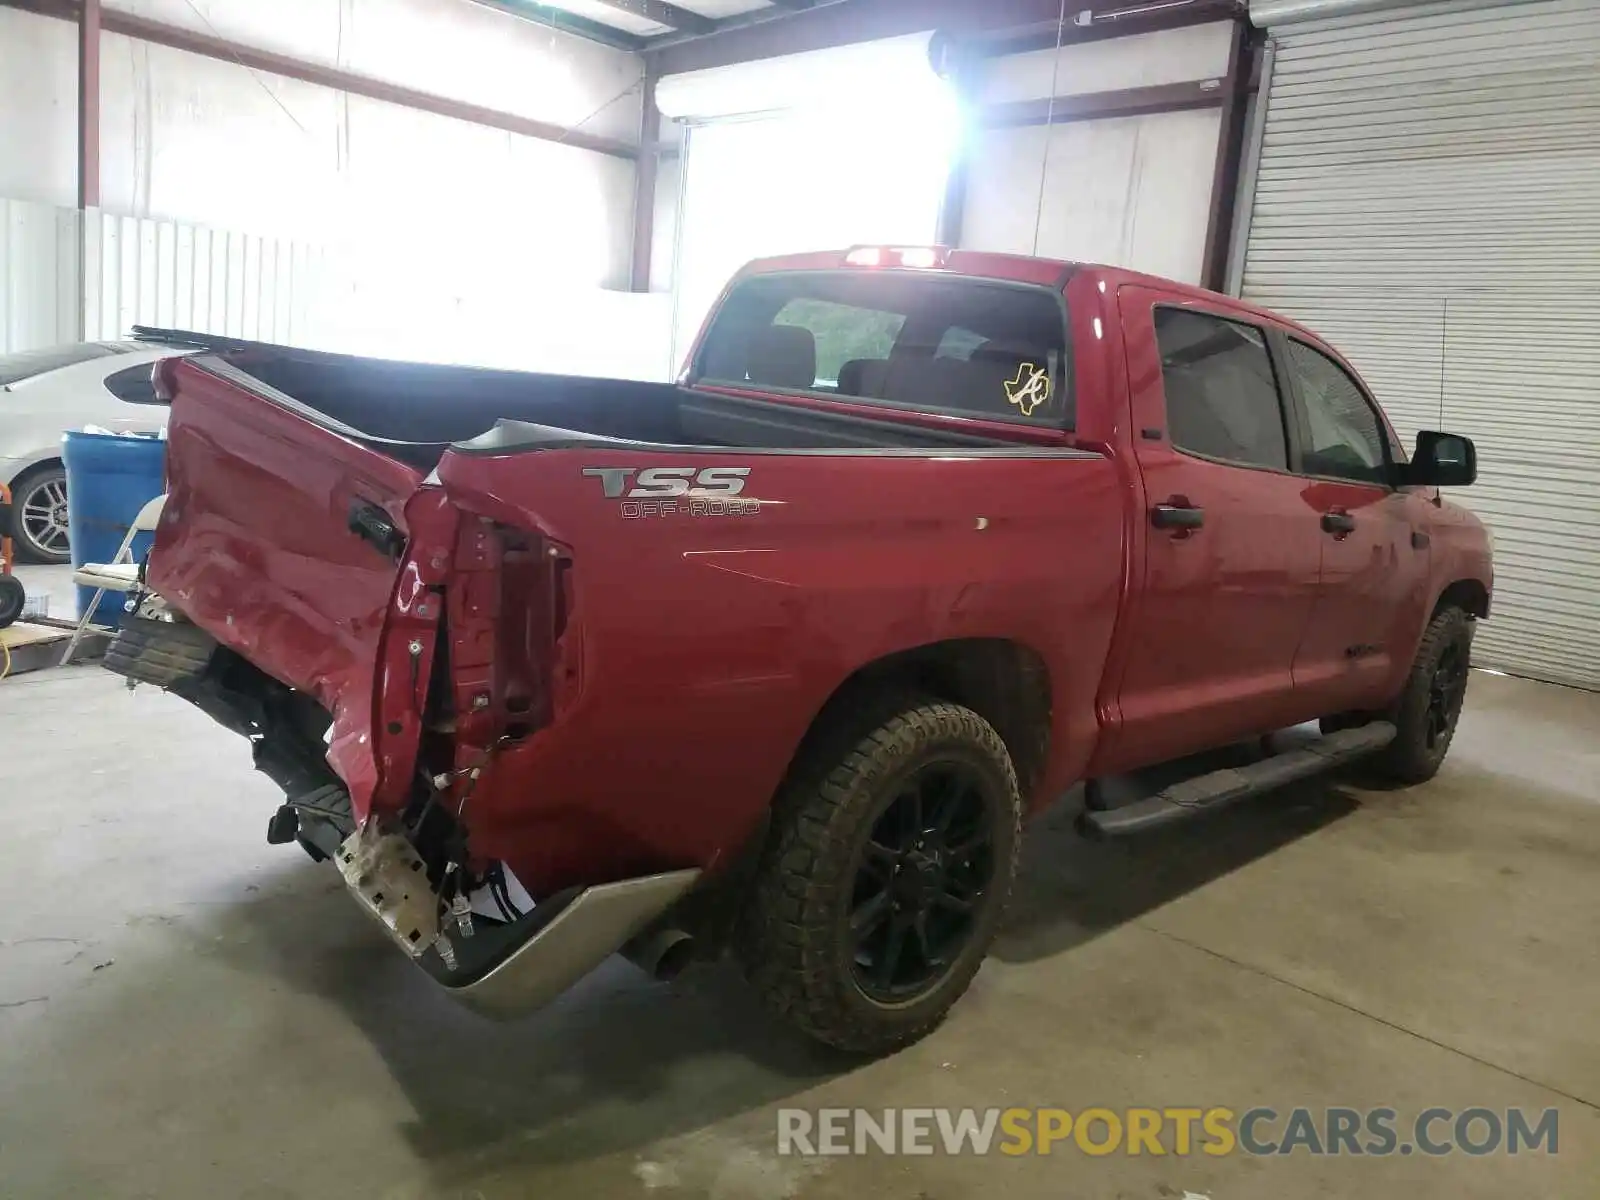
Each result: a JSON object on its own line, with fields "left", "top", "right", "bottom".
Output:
{"left": 1278, "top": 336, "right": 1432, "bottom": 714}
{"left": 1102, "top": 291, "right": 1321, "bottom": 770}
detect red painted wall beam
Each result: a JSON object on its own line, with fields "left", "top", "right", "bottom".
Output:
{"left": 2, "top": 0, "right": 638, "bottom": 160}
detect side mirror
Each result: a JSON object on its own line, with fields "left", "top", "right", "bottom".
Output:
{"left": 1406, "top": 431, "right": 1477, "bottom": 487}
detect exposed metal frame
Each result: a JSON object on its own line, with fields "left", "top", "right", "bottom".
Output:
{"left": 646, "top": 0, "right": 1243, "bottom": 75}
{"left": 4, "top": 0, "right": 639, "bottom": 159}
{"left": 594, "top": 0, "right": 715, "bottom": 35}
{"left": 466, "top": 1, "right": 647, "bottom": 52}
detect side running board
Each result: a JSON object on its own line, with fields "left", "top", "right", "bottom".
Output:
{"left": 1079, "top": 722, "right": 1397, "bottom": 838}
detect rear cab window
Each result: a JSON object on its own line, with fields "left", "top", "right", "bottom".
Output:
{"left": 695, "top": 271, "right": 1072, "bottom": 428}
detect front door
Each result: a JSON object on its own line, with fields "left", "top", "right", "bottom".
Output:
{"left": 1100, "top": 292, "right": 1322, "bottom": 773}
{"left": 1279, "top": 337, "right": 1432, "bottom": 714}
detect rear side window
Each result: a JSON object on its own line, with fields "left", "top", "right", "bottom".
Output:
{"left": 1286, "top": 340, "right": 1390, "bottom": 484}
{"left": 697, "top": 271, "right": 1072, "bottom": 428}
{"left": 103, "top": 362, "right": 162, "bottom": 406}
{"left": 0, "top": 342, "right": 123, "bottom": 387}
{"left": 1154, "top": 307, "right": 1288, "bottom": 471}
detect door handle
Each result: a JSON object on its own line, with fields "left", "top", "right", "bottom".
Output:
{"left": 1151, "top": 503, "right": 1205, "bottom": 531}
{"left": 1321, "top": 511, "right": 1357, "bottom": 536}
{"left": 348, "top": 499, "right": 405, "bottom": 560}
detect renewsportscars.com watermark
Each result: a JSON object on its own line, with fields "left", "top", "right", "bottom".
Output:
{"left": 777, "top": 1106, "right": 1560, "bottom": 1158}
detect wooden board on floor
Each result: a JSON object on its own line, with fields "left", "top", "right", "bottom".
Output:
{"left": 0, "top": 618, "right": 108, "bottom": 678}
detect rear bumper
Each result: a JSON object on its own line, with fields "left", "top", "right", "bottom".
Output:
{"left": 427, "top": 868, "right": 701, "bottom": 1019}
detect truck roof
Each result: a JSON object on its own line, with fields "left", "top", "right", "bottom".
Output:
{"left": 738, "top": 248, "right": 1327, "bottom": 348}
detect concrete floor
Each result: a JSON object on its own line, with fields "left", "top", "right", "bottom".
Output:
{"left": 1, "top": 656, "right": 1597, "bottom": 1199}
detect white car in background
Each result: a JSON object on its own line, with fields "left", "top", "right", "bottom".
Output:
{"left": 0, "top": 341, "right": 181, "bottom": 563}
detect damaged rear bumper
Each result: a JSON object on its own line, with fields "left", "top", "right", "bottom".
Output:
{"left": 105, "top": 613, "right": 703, "bottom": 1021}
{"left": 432, "top": 868, "right": 702, "bottom": 1019}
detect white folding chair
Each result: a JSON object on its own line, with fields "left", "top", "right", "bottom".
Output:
{"left": 60, "top": 493, "right": 167, "bottom": 666}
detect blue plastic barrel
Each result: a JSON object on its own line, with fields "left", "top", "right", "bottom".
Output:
{"left": 62, "top": 431, "right": 166, "bottom": 626}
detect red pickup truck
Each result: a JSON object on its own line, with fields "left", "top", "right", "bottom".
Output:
{"left": 112, "top": 247, "right": 1491, "bottom": 1055}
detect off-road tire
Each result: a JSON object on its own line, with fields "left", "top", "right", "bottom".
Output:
{"left": 736, "top": 699, "right": 1022, "bottom": 1055}
{"left": 1373, "top": 606, "right": 1474, "bottom": 784}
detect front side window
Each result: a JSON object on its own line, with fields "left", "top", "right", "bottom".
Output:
{"left": 697, "top": 271, "right": 1072, "bottom": 427}
{"left": 1154, "top": 307, "right": 1289, "bottom": 471}
{"left": 1288, "top": 340, "right": 1389, "bottom": 484}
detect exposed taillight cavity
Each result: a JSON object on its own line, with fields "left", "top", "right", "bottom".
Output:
{"left": 844, "top": 245, "right": 948, "bottom": 270}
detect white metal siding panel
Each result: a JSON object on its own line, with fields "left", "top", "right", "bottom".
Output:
{"left": 963, "top": 108, "right": 1223, "bottom": 285}
{"left": 1242, "top": 0, "right": 1600, "bottom": 690}
{"left": 84, "top": 211, "right": 326, "bottom": 345}
{"left": 0, "top": 199, "right": 81, "bottom": 352}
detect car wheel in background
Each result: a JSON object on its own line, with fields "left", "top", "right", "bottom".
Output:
{"left": 9, "top": 465, "right": 71, "bottom": 564}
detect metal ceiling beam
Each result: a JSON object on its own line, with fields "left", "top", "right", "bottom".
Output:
{"left": 980, "top": 78, "right": 1227, "bottom": 128}
{"left": 465, "top": 1, "right": 645, "bottom": 52}
{"left": 1, "top": 0, "right": 638, "bottom": 158}
{"left": 645, "top": 0, "right": 1243, "bottom": 75}
{"left": 592, "top": 0, "right": 715, "bottom": 35}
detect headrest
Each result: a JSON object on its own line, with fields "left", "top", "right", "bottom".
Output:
{"left": 748, "top": 325, "right": 817, "bottom": 391}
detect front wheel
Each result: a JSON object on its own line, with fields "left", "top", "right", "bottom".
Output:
{"left": 1373, "top": 606, "right": 1474, "bottom": 784}
{"left": 737, "top": 699, "right": 1022, "bottom": 1055}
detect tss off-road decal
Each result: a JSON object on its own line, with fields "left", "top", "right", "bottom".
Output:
{"left": 582, "top": 466, "right": 759, "bottom": 519}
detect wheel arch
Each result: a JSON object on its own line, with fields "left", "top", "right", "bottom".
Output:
{"left": 688, "top": 638, "right": 1050, "bottom": 961}
{"left": 1434, "top": 578, "right": 1489, "bottom": 620}
{"left": 789, "top": 638, "right": 1053, "bottom": 803}
{"left": 4, "top": 454, "right": 64, "bottom": 490}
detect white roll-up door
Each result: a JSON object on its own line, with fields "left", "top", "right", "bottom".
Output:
{"left": 1241, "top": 0, "right": 1600, "bottom": 690}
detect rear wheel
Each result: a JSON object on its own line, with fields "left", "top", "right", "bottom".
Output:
{"left": 9, "top": 465, "right": 70, "bottom": 564}
{"left": 737, "top": 699, "right": 1021, "bottom": 1055}
{"left": 1373, "top": 606, "right": 1473, "bottom": 784}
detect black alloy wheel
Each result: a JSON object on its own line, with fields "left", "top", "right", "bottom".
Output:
{"left": 737, "top": 698, "right": 1022, "bottom": 1054}
{"left": 1426, "top": 640, "right": 1469, "bottom": 750}
{"left": 848, "top": 761, "right": 997, "bottom": 1004}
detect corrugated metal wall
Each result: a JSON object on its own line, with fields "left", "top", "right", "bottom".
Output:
{"left": 85, "top": 212, "right": 326, "bottom": 345}
{"left": 1242, "top": 0, "right": 1600, "bottom": 690}
{"left": 0, "top": 199, "right": 81, "bottom": 353}
{"left": 2, "top": 197, "right": 325, "bottom": 353}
